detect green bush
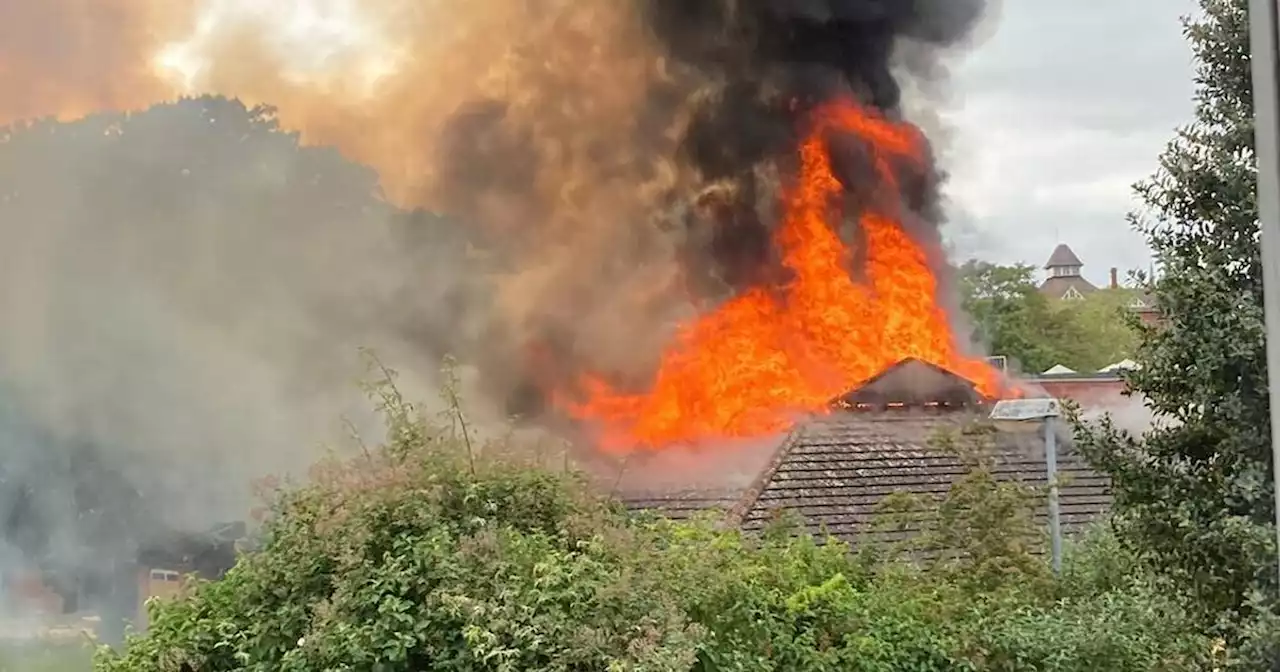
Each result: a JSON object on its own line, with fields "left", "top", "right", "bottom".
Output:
{"left": 93, "top": 374, "right": 1216, "bottom": 671}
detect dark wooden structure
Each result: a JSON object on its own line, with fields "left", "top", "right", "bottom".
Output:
{"left": 831, "top": 357, "right": 989, "bottom": 411}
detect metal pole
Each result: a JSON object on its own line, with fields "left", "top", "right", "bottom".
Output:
{"left": 1044, "top": 416, "right": 1062, "bottom": 573}
{"left": 1248, "top": 0, "right": 1280, "bottom": 587}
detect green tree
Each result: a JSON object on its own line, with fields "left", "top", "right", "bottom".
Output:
{"left": 1074, "top": 0, "right": 1280, "bottom": 663}
{"left": 93, "top": 364, "right": 1212, "bottom": 671}
{"left": 956, "top": 260, "right": 1079, "bottom": 373}
{"left": 957, "top": 260, "right": 1143, "bottom": 373}
{"left": 1053, "top": 287, "right": 1143, "bottom": 371}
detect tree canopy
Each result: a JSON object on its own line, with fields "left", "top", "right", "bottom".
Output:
{"left": 1075, "top": 0, "right": 1280, "bottom": 664}
{"left": 956, "top": 260, "right": 1140, "bottom": 374}
{"left": 1054, "top": 287, "right": 1144, "bottom": 370}
{"left": 89, "top": 371, "right": 1214, "bottom": 671}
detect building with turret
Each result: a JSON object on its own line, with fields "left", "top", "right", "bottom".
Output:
{"left": 1037, "top": 242, "right": 1161, "bottom": 325}
{"left": 1038, "top": 243, "right": 1097, "bottom": 301}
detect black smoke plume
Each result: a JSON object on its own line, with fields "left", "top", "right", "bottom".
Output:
{"left": 433, "top": 0, "right": 990, "bottom": 412}
{"left": 649, "top": 0, "right": 987, "bottom": 287}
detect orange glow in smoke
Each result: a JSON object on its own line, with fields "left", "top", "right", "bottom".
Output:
{"left": 560, "top": 100, "right": 1008, "bottom": 451}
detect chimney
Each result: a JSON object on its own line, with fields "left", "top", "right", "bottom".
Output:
{"left": 1109, "top": 267, "right": 1118, "bottom": 289}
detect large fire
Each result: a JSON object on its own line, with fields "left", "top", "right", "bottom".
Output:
{"left": 559, "top": 100, "right": 1008, "bottom": 451}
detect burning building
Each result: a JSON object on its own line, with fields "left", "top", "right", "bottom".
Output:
{"left": 0, "top": 2, "right": 1012, "bottom": 447}
{"left": 539, "top": 98, "right": 1017, "bottom": 453}
{"left": 0, "top": 1, "right": 1011, "bottom": 441}
{"left": 411, "top": 0, "right": 1012, "bottom": 450}
{"left": 608, "top": 358, "right": 1110, "bottom": 548}
{"left": 0, "top": 0, "right": 1039, "bottom": 630}
{"left": 482, "top": 2, "right": 1015, "bottom": 454}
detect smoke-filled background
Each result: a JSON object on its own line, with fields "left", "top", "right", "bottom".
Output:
{"left": 0, "top": 0, "right": 994, "bottom": 625}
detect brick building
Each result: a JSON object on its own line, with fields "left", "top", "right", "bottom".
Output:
{"left": 1036, "top": 243, "right": 1161, "bottom": 326}
{"left": 1039, "top": 244, "right": 1098, "bottom": 301}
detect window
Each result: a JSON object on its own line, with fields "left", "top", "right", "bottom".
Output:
{"left": 149, "top": 569, "right": 181, "bottom": 582}
{"left": 1061, "top": 286, "right": 1085, "bottom": 301}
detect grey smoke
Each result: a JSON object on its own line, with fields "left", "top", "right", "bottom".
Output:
{"left": 0, "top": 98, "right": 472, "bottom": 622}
{"left": 0, "top": 0, "right": 1007, "bottom": 629}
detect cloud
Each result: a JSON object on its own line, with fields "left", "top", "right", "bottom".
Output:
{"left": 940, "top": 0, "right": 1199, "bottom": 279}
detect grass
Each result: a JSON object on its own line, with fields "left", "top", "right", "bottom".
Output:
{"left": 0, "top": 641, "right": 94, "bottom": 671}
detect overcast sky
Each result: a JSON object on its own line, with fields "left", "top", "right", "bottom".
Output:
{"left": 941, "top": 0, "right": 1201, "bottom": 285}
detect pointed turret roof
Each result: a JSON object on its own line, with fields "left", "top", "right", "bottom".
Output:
{"left": 1045, "top": 243, "right": 1083, "bottom": 269}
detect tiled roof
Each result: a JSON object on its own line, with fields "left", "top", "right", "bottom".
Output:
{"left": 615, "top": 411, "right": 1110, "bottom": 549}
{"left": 1038, "top": 275, "right": 1097, "bottom": 299}
{"left": 621, "top": 490, "right": 743, "bottom": 521}
{"left": 729, "top": 413, "right": 1109, "bottom": 545}
{"left": 609, "top": 435, "right": 783, "bottom": 521}
{"left": 1044, "top": 243, "right": 1084, "bottom": 269}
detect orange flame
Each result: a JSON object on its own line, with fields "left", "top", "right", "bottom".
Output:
{"left": 559, "top": 100, "right": 1007, "bottom": 451}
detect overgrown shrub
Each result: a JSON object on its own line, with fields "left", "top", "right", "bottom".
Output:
{"left": 94, "top": 370, "right": 1215, "bottom": 671}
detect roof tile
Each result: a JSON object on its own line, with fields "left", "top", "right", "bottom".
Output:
{"left": 618, "top": 410, "right": 1111, "bottom": 553}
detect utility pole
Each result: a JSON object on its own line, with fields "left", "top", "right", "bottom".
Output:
{"left": 1043, "top": 413, "right": 1062, "bottom": 573}
{"left": 990, "top": 398, "right": 1062, "bottom": 573}
{"left": 1247, "top": 0, "right": 1280, "bottom": 586}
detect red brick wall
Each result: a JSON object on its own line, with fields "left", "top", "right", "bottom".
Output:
{"left": 1135, "top": 309, "right": 1163, "bottom": 327}
{"left": 3, "top": 570, "right": 63, "bottom": 614}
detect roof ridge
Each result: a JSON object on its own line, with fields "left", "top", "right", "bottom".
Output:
{"left": 724, "top": 421, "right": 809, "bottom": 527}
